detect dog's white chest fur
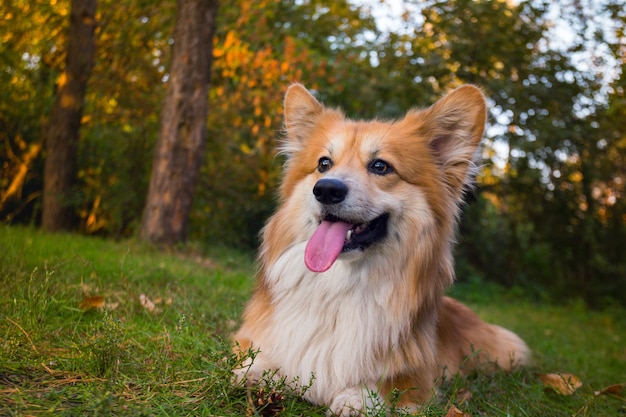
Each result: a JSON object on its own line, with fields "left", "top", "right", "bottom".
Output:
{"left": 262, "top": 243, "right": 404, "bottom": 405}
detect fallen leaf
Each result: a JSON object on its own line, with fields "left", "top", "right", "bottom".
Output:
{"left": 537, "top": 373, "right": 583, "bottom": 395}
{"left": 139, "top": 294, "right": 156, "bottom": 313}
{"left": 594, "top": 383, "right": 625, "bottom": 397}
{"left": 445, "top": 405, "right": 471, "bottom": 417}
{"left": 79, "top": 295, "right": 105, "bottom": 311}
{"left": 105, "top": 301, "right": 120, "bottom": 311}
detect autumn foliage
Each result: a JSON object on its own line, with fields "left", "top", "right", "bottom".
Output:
{"left": 1, "top": 0, "right": 625, "bottom": 305}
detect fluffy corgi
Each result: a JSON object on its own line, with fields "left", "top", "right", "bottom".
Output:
{"left": 233, "top": 84, "right": 530, "bottom": 416}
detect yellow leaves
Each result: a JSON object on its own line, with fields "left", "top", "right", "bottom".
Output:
{"left": 58, "top": 4, "right": 68, "bottom": 17}
{"left": 222, "top": 30, "right": 239, "bottom": 50}
{"left": 537, "top": 373, "right": 583, "bottom": 395}
{"left": 257, "top": 182, "right": 266, "bottom": 196}
{"left": 568, "top": 171, "right": 583, "bottom": 183}
{"left": 212, "top": 86, "right": 225, "bottom": 97}
{"left": 104, "top": 97, "right": 118, "bottom": 113}
{"left": 213, "top": 47, "right": 224, "bottom": 59}
{"left": 257, "top": 169, "right": 269, "bottom": 196}
{"left": 57, "top": 72, "right": 68, "bottom": 88}
{"left": 240, "top": 143, "right": 252, "bottom": 154}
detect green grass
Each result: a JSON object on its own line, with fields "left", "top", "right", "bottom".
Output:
{"left": 1, "top": 225, "right": 624, "bottom": 416}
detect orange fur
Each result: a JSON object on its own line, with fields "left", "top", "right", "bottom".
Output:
{"left": 233, "top": 84, "right": 530, "bottom": 416}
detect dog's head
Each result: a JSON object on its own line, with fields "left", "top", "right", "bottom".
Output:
{"left": 265, "top": 84, "right": 486, "bottom": 274}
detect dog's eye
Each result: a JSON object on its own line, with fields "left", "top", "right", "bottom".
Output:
{"left": 369, "top": 159, "right": 393, "bottom": 175}
{"left": 318, "top": 157, "right": 333, "bottom": 173}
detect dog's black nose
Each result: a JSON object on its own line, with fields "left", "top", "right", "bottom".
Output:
{"left": 313, "top": 179, "right": 348, "bottom": 204}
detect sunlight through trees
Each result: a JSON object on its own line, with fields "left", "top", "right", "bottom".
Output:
{"left": 1, "top": 0, "right": 624, "bottom": 304}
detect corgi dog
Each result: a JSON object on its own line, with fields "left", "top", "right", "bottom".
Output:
{"left": 233, "top": 84, "right": 530, "bottom": 416}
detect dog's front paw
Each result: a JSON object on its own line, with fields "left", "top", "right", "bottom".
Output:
{"left": 233, "top": 364, "right": 262, "bottom": 387}
{"left": 232, "top": 355, "right": 274, "bottom": 387}
{"left": 326, "top": 388, "right": 366, "bottom": 417}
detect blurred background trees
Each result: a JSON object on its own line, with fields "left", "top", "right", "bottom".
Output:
{"left": 1, "top": 0, "right": 624, "bottom": 306}
{"left": 41, "top": 0, "right": 97, "bottom": 231}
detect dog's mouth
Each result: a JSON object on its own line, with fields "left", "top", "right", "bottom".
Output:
{"left": 304, "top": 213, "right": 389, "bottom": 273}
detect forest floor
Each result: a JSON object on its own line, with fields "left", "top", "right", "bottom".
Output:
{"left": 1, "top": 225, "right": 624, "bottom": 416}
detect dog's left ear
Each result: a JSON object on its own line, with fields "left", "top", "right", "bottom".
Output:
{"left": 420, "top": 85, "right": 486, "bottom": 195}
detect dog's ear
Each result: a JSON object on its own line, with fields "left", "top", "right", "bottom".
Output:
{"left": 419, "top": 85, "right": 486, "bottom": 195}
{"left": 283, "top": 84, "right": 324, "bottom": 145}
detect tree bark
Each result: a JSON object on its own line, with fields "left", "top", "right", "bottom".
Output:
{"left": 140, "top": 0, "right": 219, "bottom": 245}
{"left": 41, "top": 0, "right": 98, "bottom": 231}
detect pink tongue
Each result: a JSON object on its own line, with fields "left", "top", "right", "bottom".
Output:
{"left": 305, "top": 221, "right": 352, "bottom": 272}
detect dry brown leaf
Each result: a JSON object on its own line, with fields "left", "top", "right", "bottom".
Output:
{"left": 537, "top": 372, "right": 583, "bottom": 395}
{"left": 79, "top": 295, "right": 105, "bottom": 311}
{"left": 105, "top": 301, "right": 120, "bottom": 311}
{"left": 139, "top": 294, "right": 156, "bottom": 313}
{"left": 594, "top": 383, "right": 625, "bottom": 397}
{"left": 445, "top": 404, "right": 471, "bottom": 417}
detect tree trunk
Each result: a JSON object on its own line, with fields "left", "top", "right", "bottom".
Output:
{"left": 41, "top": 0, "right": 98, "bottom": 231}
{"left": 140, "top": 0, "right": 219, "bottom": 245}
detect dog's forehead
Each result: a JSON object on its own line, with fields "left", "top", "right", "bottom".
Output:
{"left": 326, "top": 121, "right": 392, "bottom": 159}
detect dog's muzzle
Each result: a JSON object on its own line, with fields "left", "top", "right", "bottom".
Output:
{"left": 305, "top": 178, "right": 389, "bottom": 273}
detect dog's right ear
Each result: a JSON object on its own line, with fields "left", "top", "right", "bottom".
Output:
{"left": 283, "top": 84, "right": 324, "bottom": 145}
